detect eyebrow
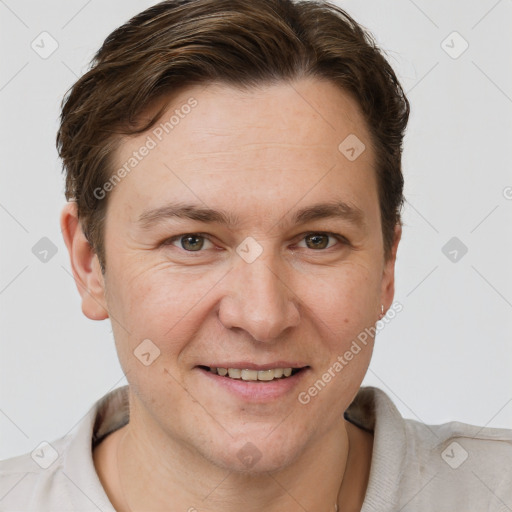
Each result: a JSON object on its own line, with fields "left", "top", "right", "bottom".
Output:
{"left": 136, "top": 200, "right": 365, "bottom": 230}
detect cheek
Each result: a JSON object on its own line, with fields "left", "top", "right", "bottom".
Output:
{"left": 106, "top": 261, "right": 226, "bottom": 353}
{"left": 295, "top": 265, "right": 379, "bottom": 415}
{"left": 297, "top": 261, "right": 381, "bottom": 339}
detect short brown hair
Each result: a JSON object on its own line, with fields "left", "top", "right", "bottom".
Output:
{"left": 57, "top": 0, "right": 409, "bottom": 272}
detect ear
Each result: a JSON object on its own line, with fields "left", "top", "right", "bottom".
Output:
{"left": 380, "top": 224, "right": 402, "bottom": 315}
{"left": 60, "top": 202, "right": 109, "bottom": 321}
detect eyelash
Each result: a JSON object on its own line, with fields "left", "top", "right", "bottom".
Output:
{"left": 161, "top": 232, "right": 350, "bottom": 253}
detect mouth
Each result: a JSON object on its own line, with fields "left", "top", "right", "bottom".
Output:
{"left": 194, "top": 362, "right": 311, "bottom": 401}
{"left": 197, "top": 365, "right": 307, "bottom": 382}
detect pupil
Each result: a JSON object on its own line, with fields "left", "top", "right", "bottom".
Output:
{"left": 183, "top": 235, "right": 203, "bottom": 251}
{"left": 306, "top": 234, "right": 328, "bottom": 249}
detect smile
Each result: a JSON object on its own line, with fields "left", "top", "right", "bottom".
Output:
{"left": 195, "top": 364, "right": 310, "bottom": 401}
{"left": 206, "top": 367, "right": 303, "bottom": 381}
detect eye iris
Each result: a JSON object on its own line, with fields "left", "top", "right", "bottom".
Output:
{"left": 182, "top": 235, "right": 204, "bottom": 251}
{"left": 305, "top": 234, "right": 329, "bottom": 249}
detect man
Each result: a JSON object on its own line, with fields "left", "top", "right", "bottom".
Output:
{"left": 1, "top": 1, "right": 511, "bottom": 511}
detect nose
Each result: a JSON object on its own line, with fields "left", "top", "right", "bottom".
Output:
{"left": 218, "top": 255, "right": 301, "bottom": 342}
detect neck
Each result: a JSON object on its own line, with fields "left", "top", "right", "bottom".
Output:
{"left": 102, "top": 412, "right": 352, "bottom": 511}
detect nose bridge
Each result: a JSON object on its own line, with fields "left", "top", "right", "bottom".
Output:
{"left": 219, "top": 253, "right": 300, "bottom": 342}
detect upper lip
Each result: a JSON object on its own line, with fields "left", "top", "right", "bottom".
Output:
{"left": 198, "top": 362, "right": 309, "bottom": 370}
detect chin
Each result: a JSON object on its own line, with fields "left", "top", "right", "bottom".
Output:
{"left": 208, "top": 448, "right": 296, "bottom": 475}
{"left": 199, "top": 429, "right": 306, "bottom": 475}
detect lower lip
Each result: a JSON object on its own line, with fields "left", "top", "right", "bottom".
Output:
{"left": 196, "top": 367, "right": 309, "bottom": 401}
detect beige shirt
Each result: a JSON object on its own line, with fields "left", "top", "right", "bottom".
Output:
{"left": 1, "top": 385, "right": 511, "bottom": 511}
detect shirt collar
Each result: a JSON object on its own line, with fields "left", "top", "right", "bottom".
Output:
{"left": 345, "top": 386, "right": 408, "bottom": 512}
{"left": 62, "top": 385, "right": 129, "bottom": 511}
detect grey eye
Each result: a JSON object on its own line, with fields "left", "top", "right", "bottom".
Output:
{"left": 179, "top": 235, "right": 205, "bottom": 251}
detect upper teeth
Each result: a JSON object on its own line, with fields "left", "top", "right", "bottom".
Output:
{"left": 210, "top": 367, "right": 294, "bottom": 381}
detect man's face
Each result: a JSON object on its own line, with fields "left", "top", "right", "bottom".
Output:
{"left": 98, "top": 78, "right": 397, "bottom": 472}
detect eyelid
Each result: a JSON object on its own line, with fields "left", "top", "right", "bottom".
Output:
{"left": 294, "top": 231, "right": 349, "bottom": 249}
{"left": 163, "top": 233, "right": 215, "bottom": 250}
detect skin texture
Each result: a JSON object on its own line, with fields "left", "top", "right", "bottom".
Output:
{"left": 61, "top": 77, "right": 400, "bottom": 511}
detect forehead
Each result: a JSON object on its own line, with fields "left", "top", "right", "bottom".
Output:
{"left": 107, "top": 78, "right": 378, "bottom": 227}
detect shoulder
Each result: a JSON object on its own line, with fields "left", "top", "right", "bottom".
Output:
{"left": 351, "top": 387, "right": 512, "bottom": 512}
{"left": 0, "top": 436, "right": 74, "bottom": 511}
{"left": 405, "top": 413, "right": 512, "bottom": 461}
{"left": 400, "top": 417, "right": 512, "bottom": 511}
{"left": 0, "top": 436, "right": 115, "bottom": 512}
{"left": 404, "top": 414, "right": 512, "bottom": 469}
{"left": 0, "top": 386, "right": 128, "bottom": 511}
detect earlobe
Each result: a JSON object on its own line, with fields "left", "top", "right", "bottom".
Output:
{"left": 60, "top": 202, "right": 109, "bottom": 321}
{"left": 380, "top": 224, "right": 402, "bottom": 315}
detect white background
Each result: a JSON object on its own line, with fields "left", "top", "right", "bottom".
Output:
{"left": 1, "top": 0, "right": 511, "bottom": 460}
